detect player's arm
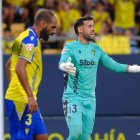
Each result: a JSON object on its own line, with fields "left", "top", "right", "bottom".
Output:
{"left": 16, "top": 58, "right": 38, "bottom": 113}
{"left": 6, "top": 57, "right": 11, "bottom": 82}
{"left": 99, "top": 48, "right": 140, "bottom": 73}
{"left": 59, "top": 43, "right": 76, "bottom": 76}
{"left": 17, "top": 36, "right": 38, "bottom": 113}
{"left": 99, "top": 49, "right": 127, "bottom": 72}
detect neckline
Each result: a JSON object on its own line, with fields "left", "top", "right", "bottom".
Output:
{"left": 76, "top": 40, "right": 90, "bottom": 46}
{"left": 29, "top": 26, "right": 39, "bottom": 38}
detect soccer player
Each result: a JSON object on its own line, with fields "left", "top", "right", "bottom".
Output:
{"left": 59, "top": 14, "right": 140, "bottom": 140}
{"left": 5, "top": 9, "right": 57, "bottom": 140}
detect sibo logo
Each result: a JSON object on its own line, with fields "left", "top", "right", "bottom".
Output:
{"left": 80, "top": 59, "right": 95, "bottom": 66}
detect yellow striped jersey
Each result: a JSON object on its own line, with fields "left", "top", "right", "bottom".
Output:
{"left": 5, "top": 27, "right": 42, "bottom": 103}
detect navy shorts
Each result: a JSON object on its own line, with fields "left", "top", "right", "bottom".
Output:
{"left": 5, "top": 99, "right": 47, "bottom": 140}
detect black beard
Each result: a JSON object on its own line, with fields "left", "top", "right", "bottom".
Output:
{"left": 40, "top": 29, "right": 49, "bottom": 41}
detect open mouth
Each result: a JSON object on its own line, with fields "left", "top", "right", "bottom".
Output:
{"left": 48, "top": 33, "right": 55, "bottom": 35}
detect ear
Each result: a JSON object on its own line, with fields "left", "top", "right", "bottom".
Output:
{"left": 77, "top": 26, "right": 83, "bottom": 34}
{"left": 40, "top": 20, "right": 47, "bottom": 28}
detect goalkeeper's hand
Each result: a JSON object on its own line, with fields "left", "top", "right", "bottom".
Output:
{"left": 127, "top": 65, "right": 140, "bottom": 73}
{"left": 59, "top": 57, "right": 76, "bottom": 76}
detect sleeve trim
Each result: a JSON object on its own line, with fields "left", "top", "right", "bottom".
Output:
{"left": 18, "top": 56, "right": 32, "bottom": 63}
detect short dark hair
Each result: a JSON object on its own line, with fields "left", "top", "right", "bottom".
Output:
{"left": 74, "top": 14, "right": 93, "bottom": 35}
{"left": 34, "top": 9, "right": 55, "bottom": 24}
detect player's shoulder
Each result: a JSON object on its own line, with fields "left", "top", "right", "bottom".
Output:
{"left": 64, "top": 40, "right": 77, "bottom": 46}
{"left": 20, "top": 27, "right": 39, "bottom": 47}
{"left": 64, "top": 40, "right": 77, "bottom": 48}
{"left": 90, "top": 42, "right": 101, "bottom": 50}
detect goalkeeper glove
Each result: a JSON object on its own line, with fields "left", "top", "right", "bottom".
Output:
{"left": 127, "top": 65, "right": 140, "bottom": 73}
{"left": 59, "top": 57, "right": 76, "bottom": 76}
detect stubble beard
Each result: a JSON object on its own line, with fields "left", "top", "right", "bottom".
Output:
{"left": 83, "top": 33, "right": 95, "bottom": 42}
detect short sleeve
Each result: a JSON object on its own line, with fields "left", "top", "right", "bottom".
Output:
{"left": 18, "top": 31, "right": 38, "bottom": 63}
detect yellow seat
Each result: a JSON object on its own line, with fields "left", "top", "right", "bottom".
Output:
{"left": 97, "top": 35, "right": 131, "bottom": 55}
{"left": 43, "top": 49, "right": 61, "bottom": 55}
{"left": 11, "top": 23, "right": 25, "bottom": 37}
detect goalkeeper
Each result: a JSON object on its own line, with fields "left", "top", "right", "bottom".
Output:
{"left": 59, "top": 14, "right": 140, "bottom": 140}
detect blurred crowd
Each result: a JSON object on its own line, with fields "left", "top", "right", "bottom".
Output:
{"left": 2, "top": 0, "right": 140, "bottom": 54}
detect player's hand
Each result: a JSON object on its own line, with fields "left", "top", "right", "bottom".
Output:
{"left": 27, "top": 95, "right": 38, "bottom": 113}
{"left": 127, "top": 65, "right": 140, "bottom": 73}
{"left": 59, "top": 57, "right": 76, "bottom": 76}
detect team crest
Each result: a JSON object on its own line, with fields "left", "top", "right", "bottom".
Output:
{"left": 67, "top": 116, "right": 71, "bottom": 124}
{"left": 91, "top": 49, "right": 95, "bottom": 55}
{"left": 25, "top": 43, "right": 34, "bottom": 51}
{"left": 25, "top": 128, "right": 29, "bottom": 134}
{"left": 18, "top": 112, "right": 23, "bottom": 120}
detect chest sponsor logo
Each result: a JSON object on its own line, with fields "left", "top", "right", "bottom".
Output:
{"left": 80, "top": 59, "right": 95, "bottom": 66}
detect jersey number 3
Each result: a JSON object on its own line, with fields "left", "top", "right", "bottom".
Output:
{"left": 25, "top": 114, "right": 32, "bottom": 125}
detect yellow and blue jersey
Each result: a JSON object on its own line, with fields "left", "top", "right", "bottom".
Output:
{"left": 5, "top": 27, "right": 42, "bottom": 103}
